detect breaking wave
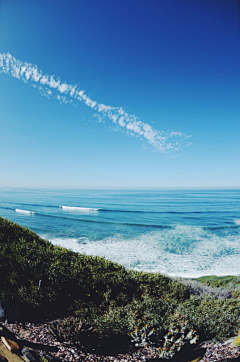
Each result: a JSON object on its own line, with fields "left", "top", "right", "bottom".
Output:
{"left": 60, "top": 205, "right": 99, "bottom": 213}
{"left": 15, "top": 209, "right": 34, "bottom": 215}
{"left": 44, "top": 224, "right": 240, "bottom": 278}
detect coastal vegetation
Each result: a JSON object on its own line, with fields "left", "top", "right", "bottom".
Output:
{"left": 1, "top": 216, "right": 240, "bottom": 356}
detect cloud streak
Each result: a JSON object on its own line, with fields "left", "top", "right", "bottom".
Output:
{"left": 0, "top": 52, "right": 191, "bottom": 152}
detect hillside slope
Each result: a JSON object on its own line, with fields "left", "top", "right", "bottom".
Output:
{"left": 1, "top": 216, "right": 240, "bottom": 349}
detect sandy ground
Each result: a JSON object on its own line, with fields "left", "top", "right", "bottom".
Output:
{"left": 0, "top": 339, "right": 26, "bottom": 362}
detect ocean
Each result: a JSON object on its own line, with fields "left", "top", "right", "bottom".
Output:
{"left": 0, "top": 188, "right": 240, "bottom": 278}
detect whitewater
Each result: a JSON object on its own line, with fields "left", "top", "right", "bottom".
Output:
{"left": 0, "top": 188, "right": 240, "bottom": 277}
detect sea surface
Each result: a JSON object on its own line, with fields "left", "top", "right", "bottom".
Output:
{"left": 0, "top": 188, "right": 240, "bottom": 277}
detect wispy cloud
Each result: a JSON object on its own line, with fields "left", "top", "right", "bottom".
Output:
{"left": 0, "top": 52, "right": 191, "bottom": 152}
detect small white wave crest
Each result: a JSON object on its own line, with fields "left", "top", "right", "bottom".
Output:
{"left": 60, "top": 205, "right": 99, "bottom": 213}
{"left": 15, "top": 209, "right": 34, "bottom": 215}
{"left": 234, "top": 219, "right": 240, "bottom": 225}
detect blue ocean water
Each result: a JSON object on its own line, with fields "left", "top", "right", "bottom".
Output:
{"left": 0, "top": 188, "right": 240, "bottom": 277}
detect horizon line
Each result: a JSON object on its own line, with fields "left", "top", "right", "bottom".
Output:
{"left": 0, "top": 186, "right": 240, "bottom": 190}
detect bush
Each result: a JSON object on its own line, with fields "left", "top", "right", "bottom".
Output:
{"left": 48, "top": 317, "right": 98, "bottom": 346}
{"left": 158, "top": 312, "right": 199, "bottom": 359}
{"left": 181, "top": 278, "right": 232, "bottom": 299}
{"left": 1, "top": 216, "right": 240, "bottom": 349}
{"left": 195, "top": 275, "right": 240, "bottom": 289}
{"left": 0, "top": 217, "right": 188, "bottom": 322}
{"left": 175, "top": 295, "right": 240, "bottom": 340}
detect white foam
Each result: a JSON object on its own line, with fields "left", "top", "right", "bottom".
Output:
{"left": 60, "top": 205, "right": 99, "bottom": 213}
{"left": 15, "top": 209, "right": 34, "bottom": 215}
{"left": 42, "top": 225, "right": 240, "bottom": 278}
{"left": 234, "top": 219, "right": 240, "bottom": 225}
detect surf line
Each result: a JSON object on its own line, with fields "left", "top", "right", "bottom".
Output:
{"left": 60, "top": 205, "right": 99, "bottom": 212}
{"left": 15, "top": 209, "right": 34, "bottom": 215}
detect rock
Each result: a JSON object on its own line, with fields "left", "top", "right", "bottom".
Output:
{"left": 21, "top": 348, "right": 36, "bottom": 362}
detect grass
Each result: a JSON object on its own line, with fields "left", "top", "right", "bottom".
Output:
{"left": 195, "top": 275, "right": 240, "bottom": 289}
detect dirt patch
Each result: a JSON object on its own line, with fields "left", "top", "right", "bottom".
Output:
{"left": 0, "top": 340, "right": 25, "bottom": 362}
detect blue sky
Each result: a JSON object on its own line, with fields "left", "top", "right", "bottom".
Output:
{"left": 0, "top": 0, "right": 240, "bottom": 188}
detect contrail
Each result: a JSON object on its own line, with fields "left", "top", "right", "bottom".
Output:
{"left": 0, "top": 52, "right": 191, "bottom": 152}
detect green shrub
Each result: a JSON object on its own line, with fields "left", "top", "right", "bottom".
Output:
{"left": 158, "top": 312, "right": 199, "bottom": 359}
{"left": 39, "top": 357, "right": 49, "bottom": 362}
{"left": 93, "top": 294, "right": 175, "bottom": 346}
{"left": 0, "top": 217, "right": 187, "bottom": 322}
{"left": 48, "top": 317, "right": 97, "bottom": 345}
{"left": 1, "top": 216, "right": 240, "bottom": 345}
{"left": 195, "top": 275, "right": 240, "bottom": 289}
{"left": 175, "top": 295, "right": 240, "bottom": 340}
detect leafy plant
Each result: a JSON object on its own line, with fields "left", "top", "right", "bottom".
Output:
{"left": 48, "top": 317, "right": 98, "bottom": 345}
{"left": 158, "top": 312, "right": 199, "bottom": 359}
{"left": 130, "top": 324, "right": 155, "bottom": 347}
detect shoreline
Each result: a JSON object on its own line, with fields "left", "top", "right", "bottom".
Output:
{"left": 47, "top": 235, "right": 240, "bottom": 280}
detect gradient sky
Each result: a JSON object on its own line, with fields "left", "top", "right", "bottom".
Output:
{"left": 0, "top": 0, "right": 240, "bottom": 188}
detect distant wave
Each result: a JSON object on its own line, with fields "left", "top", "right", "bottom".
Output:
{"left": 60, "top": 205, "right": 100, "bottom": 212}
{"left": 205, "top": 224, "right": 240, "bottom": 231}
{"left": 32, "top": 211, "right": 240, "bottom": 230}
{"left": 0, "top": 200, "right": 236, "bottom": 215}
{"left": 101, "top": 209, "right": 227, "bottom": 214}
{"left": 0, "top": 206, "right": 14, "bottom": 211}
{"left": 35, "top": 212, "right": 238, "bottom": 230}
{"left": 36, "top": 211, "right": 171, "bottom": 229}
{"left": 15, "top": 209, "right": 34, "bottom": 215}
{"left": 0, "top": 204, "right": 239, "bottom": 231}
